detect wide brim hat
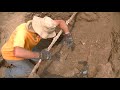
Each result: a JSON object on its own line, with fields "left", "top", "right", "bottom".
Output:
{"left": 32, "top": 16, "right": 57, "bottom": 39}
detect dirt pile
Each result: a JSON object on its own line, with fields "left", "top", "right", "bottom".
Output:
{"left": 1, "top": 12, "right": 120, "bottom": 78}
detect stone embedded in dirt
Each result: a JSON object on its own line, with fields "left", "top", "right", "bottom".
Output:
{"left": 95, "top": 63, "right": 115, "bottom": 78}
{"left": 63, "top": 68, "right": 80, "bottom": 77}
{"left": 46, "top": 60, "right": 65, "bottom": 75}
{"left": 79, "top": 12, "right": 99, "bottom": 22}
{"left": 109, "top": 54, "right": 120, "bottom": 77}
{"left": 83, "top": 70, "right": 87, "bottom": 75}
{"left": 109, "top": 30, "right": 120, "bottom": 77}
{"left": 88, "top": 66, "right": 97, "bottom": 78}
{"left": 46, "top": 60, "right": 80, "bottom": 78}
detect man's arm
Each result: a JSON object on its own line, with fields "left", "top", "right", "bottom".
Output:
{"left": 14, "top": 47, "right": 51, "bottom": 60}
{"left": 54, "top": 20, "right": 74, "bottom": 49}
{"left": 54, "top": 20, "right": 70, "bottom": 34}
{"left": 14, "top": 47, "right": 39, "bottom": 59}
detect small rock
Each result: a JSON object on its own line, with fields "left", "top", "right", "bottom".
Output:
{"left": 83, "top": 70, "right": 88, "bottom": 75}
{"left": 83, "top": 42, "right": 85, "bottom": 45}
{"left": 88, "top": 66, "right": 97, "bottom": 78}
{"left": 80, "top": 12, "right": 99, "bottom": 22}
{"left": 63, "top": 68, "right": 79, "bottom": 77}
{"left": 95, "top": 63, "right": 115, "bottom": 78}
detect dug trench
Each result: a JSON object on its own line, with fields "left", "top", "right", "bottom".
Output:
{"left": 1, "top": 12, "right": 120, "bottom": 78}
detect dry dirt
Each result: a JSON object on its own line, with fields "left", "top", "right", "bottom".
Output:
{"left": 0, "top": 12, "right": 120, "bottom": 78}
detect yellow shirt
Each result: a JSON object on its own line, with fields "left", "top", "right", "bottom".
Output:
{"left": 1, "top": 23, "right": 41, "bottom": 60}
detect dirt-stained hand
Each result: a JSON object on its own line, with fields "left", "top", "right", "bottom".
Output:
{"left": 64, "top": 33, "right": 75, "bottom": 50}
{"left": 40, "top": 49, "right": 51, "bottom": 60}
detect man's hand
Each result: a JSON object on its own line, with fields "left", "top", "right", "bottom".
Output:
{"left": 40, "top": 49, "right": 51, "bottom": 60}
{"left": 14, "top": 47, "right": 51, "bottom": 60}
{"left": 63, "top": 33, "right": 75, "bottom": 50}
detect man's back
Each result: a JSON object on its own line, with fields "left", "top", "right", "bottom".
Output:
{"left": 1, "top": 23, "right": 41, "bottom": 60}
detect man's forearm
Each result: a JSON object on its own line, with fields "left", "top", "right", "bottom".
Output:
{"left": 60, "top": 21, "right": 69, "bottom": 34}
{"left": 54, "top": 20, "right": 70, "bottom": 34}
{"left": 14, "top": 47, "right": 39, "bottom": 59}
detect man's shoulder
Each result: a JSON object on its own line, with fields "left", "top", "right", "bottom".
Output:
{"left": 14, "top": 23, "right": 28, "bottom": 38}
{"left": 16, "top": 23, "right": 26, "bottom": 29}
{"left": 15, "top": 23, "right": 27, "bottom": 33}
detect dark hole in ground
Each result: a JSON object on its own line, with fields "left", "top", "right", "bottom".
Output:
{"left": 32, "top": 34, "right": 64, "bottom": 52}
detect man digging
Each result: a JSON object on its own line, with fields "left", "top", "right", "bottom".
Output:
{"left": 1, "top": 16, "right": 74, "bottom": 78}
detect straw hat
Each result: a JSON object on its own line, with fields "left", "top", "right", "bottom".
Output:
{"left": 31, "top": 16, "right": 57, "bottom": 39}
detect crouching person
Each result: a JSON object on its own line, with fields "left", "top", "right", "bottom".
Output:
{"left": 1, "top": 16, "right": 74, "bottom": 78}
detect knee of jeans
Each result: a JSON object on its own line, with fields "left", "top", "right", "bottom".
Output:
{"left": 5, "top": 66, "right": 32, "bottom": 78}
{"left": 13, "top": 68, "right": 31, "bottom": 77}
{"left": 4, "top": 60, "right": 34, "bottom": 78}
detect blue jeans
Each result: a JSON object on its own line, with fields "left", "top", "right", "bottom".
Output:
{"left": 4, "top": 60, "right": 35, "bottom": 78}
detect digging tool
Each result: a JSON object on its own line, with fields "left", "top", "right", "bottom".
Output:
{"left": 28, "top": 12, "right": 78, "bottom": 78}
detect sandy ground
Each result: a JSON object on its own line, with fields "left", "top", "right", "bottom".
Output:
{"left": 1, "top": 12, "right": 120, "bottom": 78}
